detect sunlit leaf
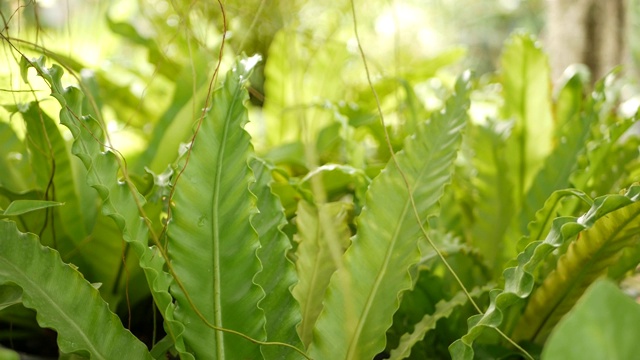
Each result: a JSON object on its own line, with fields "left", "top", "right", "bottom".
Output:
{"left": 309, "top": 73, "right": 471, "bottom": 360}
{"left": 167, "top": 58, "right": 266, "bottom": 359}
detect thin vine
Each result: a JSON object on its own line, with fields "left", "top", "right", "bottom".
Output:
{"left": 347, "top": 1, "right": 533, "bottom": 359}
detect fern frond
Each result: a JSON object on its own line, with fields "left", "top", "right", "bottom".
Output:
{"left": 512, "top": 201, "right": 640, "bottom": 343}
{"left": 450, "top": 184, "right": 640, "bottom": 359}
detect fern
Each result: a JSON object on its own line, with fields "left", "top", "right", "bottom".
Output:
{"left": 292, "top": 200, "right": 352, "bottom": 348}
{"left": 450, "top": 184, "right": 640, "bottom": 359}
{"left": 389, "top": 285, "right": 492, "bottom": 360}
{"left": 512, "top": 201, "right": 640, "bottom": 343}
{"left": 20, "top": 56, "right": 193, "bottom": 358}
{"left": 250, "top": 157, "right": 303, "bottom": 359}
{"left": 166, "top": 57, "right": 266, "bottom": 359}
{"left": 309, "top": 74, "right": 470, "bottom": 359}
{"left": 0, "top": 220, "right": 151, "bottom": 359}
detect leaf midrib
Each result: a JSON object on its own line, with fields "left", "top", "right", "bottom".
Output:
{"left": 346, "top": 123, "right": 460, "bottom": 359}
{"left": 210, "top": 82, "right": 243, "bottom": 359}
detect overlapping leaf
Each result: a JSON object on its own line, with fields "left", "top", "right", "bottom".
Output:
{"left": 20, "top": 56, "right": 191, "bottom": 358}
{"left": 166, "top": 58, "right": 266, "bottom": 359}
{"left": 389, "top": 285, "right": 492, "bottom": 360}
{"left": 512, "top": 200, "right": 640, "bottom": 342}
{"left": 469, "top": 120, "right": 514, "bottom": 270}
{"left": 250, "top": 157, "right": 303, "bottom": 359}
{"left": 0, "top": 220, "right": 151, "bottom": 359}
{"left": 309, "top": 74, "right": 471, "bottom": 360}
{"left": 518, "top": 73, "right": 593, "bottom": 233}
{"left": 292, "top": 200, "right": 352, "bottom": 348}
{"left": 542, "top": 279, "right": 640, "bottom": 359}
{"left": 16, "top": 102, "right": 97, "bottom": 247}
{"left": 501, "top": 33, "right": 554, "bottom": 201}
{"left": 450, "top": 184, "right": 640, "bottom": 359}
{"left": 263, "top": 29, "right": 348, "bottom": 146}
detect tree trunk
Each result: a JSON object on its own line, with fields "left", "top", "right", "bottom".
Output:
{"left": 545, "top": 0, "right": 627, "bottom": 82}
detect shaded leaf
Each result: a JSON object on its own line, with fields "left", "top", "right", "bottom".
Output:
{"left": 542, "top": 279, "right": 640, "bottom": 360}
{"left": 0, "top": 200, "right": 63, "bottom": 216}
{"left": 17, "top": 102, "right": 96, "bottom": 244}
{"left": 450, "top": 184, "right": 640, "bottom": 359}
{"left": 0, "top": 220, "right": 151, "bottom": 359}
{"left": 469, "top": 120, "right": 514, "bottom": 270}
{"left": 389, "top": 285, "right": 492, "bottom": 360}
{"left": 512, "top": 201, "right": 640, "bottom": 343}
{"left": 292, "top": 200, "right": 352, "bottom": 348}
{"left": 20, "top": 56, "right": 192, "bottom": 358}
{"left": 250, "top": 157, "right": 303, "bottom": 358}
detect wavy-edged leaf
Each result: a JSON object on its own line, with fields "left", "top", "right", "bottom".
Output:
{"left": 0, "top": 220, "right": 151, "bottom": 359}
{"left": 469, "top": 120, "right": 514, "bottom": 270}
{"left": 0, "top": 200, "right": 63, "bottom": 216}
{"left": 21, "top": 56, "right": 191, "bottom": 358}
{"left": 389, "top": 285, "right": 492, "bottom": 360}
{"left": 542, "top": 279, "right": 640, "bottom": 359}
{"left": 309, "top": 74, "right": 471, "bottom": 360}
{"left": 518, "top": 73, "right": 592, "bottom": 233}
{"left": 167, "top": 58, "right": 266, "bottom": 359}
{"left": 501, "top": 33, "right": 553, "bottom": 199}
{"left": 512, "top": 201, "right": 640, "bottom": 343}
{"left": 450, "top": 184, "right": 640, "bottom": 359}
{"left": 249, "top": 157, "right": 303, "bottom": 359}
{"left": 517, "top": 189, "right": 592, "bottom": 252}
{"left": 292, "top": 200, "right": 352, "bottom": 348}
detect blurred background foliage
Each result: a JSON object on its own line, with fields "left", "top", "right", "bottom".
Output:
{"left": 0, "top": 0, "right": 548, "bottom": 162}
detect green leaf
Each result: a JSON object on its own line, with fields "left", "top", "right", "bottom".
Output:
{"left": 518, "top": 73, "right": 593, "bottom": 233}
{"left": 517, "top": 189, "right": 592, "bottom": 252}
{"left": 450, "top": 184, "right": 640, "bottom": 359}
{"left": 263, "top": 28, "right": 349, "bottom": 146}
{"left": 20, "top": 56, "right": 192, "bottom": 358}
{"left": 501, "top": 33, "right": 554, "bottom": 201}
{"left": 167, "top": 58, "right": 266, "bottom": 359}
{"left": 512, "top": 200, "right": 640, "bottom": 343}
{"left": 249, "top": 157, "right": 303, "bottom": 358}
{"left": 150, "top": 335, "right": 175, "bottom": 359}
{"left": 469, "top": 120, "right": 514, "bottom": 270}
{"left": 292, "top": 200, "right": 352, "bottom": 348}
{"left": 0, "top": 346, "right": 19, "bottom": 360}
{"left": 389, "top": 285, "right": 492, "bottom": 360}
{"left": 135, "top": 54, "right": 210, "bottom": 174}
{"left": 309, "top": 73, "right": 471, "bottom": 360}
{"left": 0, "top": 122, "right": 35, "bottom": 193}
{"left": 0, "top": 200, "right": 64, "bottom": 216}
{"left": 0, "top": 220, "right": 151, "bottom": 359}
{"left": 13, "top": 102, "right": 96, "bottom": 245}
{"left": 0, "top": 284, "right": 22, "bottom": 311}
{"left": 542, "top": 279, "right": 640, "bottom": 360}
